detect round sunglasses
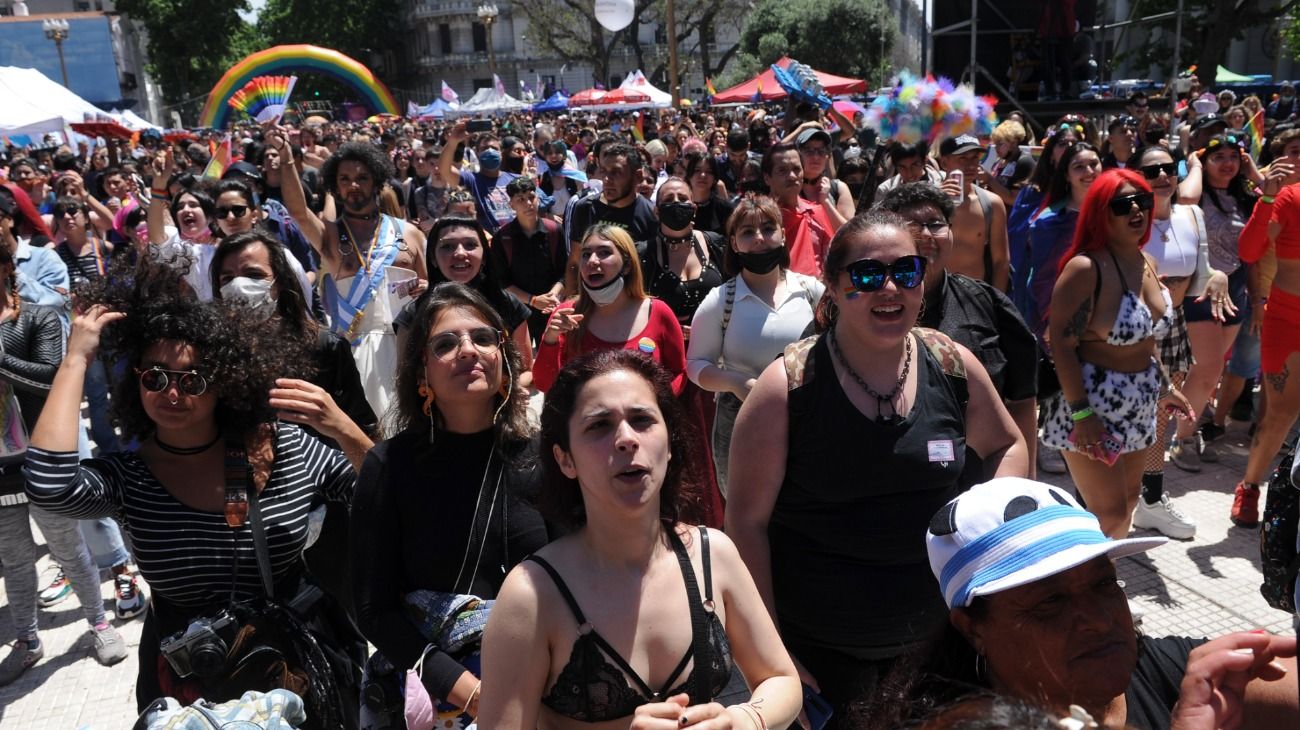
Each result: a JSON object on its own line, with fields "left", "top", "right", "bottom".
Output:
{"left": 136, "top": 366, "right": 209, "bottom": 397}
{"left": 845, "top": 255, "right": 927, "bottom": 294}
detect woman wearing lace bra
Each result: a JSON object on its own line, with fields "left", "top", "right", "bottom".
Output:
{"left": 478, "top": 350, "right": 801, "bottom": 730}
{"left": 1042, "top": 169, "right": 1193, "bottom": 540}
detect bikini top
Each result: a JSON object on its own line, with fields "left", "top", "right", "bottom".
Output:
{"left": 1086, "top": 250, "right": 1173, "bottom": 347}
{"left": 527, "top": 528, "right": 735, "bottom": 723}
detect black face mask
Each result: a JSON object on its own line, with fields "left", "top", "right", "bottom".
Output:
{"left": 736, "top": 246, "right": 785, "bottom": 274}
{"left": 846, "top": 182, "right": 866, "bottom": 201}
{"left": 658, "top": 201, "right": 696, "bottom": 231}
{"left": 502, "top": 156, "right": 525, "bottom": 174}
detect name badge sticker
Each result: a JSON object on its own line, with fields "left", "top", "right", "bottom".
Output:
{"left": 928, "top": 439, "right": 955, "bottom": 464}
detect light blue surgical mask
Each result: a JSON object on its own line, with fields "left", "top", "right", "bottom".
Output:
{"left": 478, "top": 149, "right": 501, "bottom": 171}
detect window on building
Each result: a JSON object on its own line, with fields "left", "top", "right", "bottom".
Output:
{"left": 439, "top": 24, "right": 452, "bottom": 54}
{"left": 473, "top": 24, "right": 487, "bottom": 53}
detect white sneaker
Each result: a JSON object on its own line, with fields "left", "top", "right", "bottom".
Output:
{"left": 1133, "top": 493, "right": 1197, "bottom": 540}
{"left": 1037, "top": 442, "right": 1067, "bottom": 475}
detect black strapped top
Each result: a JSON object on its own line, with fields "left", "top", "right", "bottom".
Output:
{"left": 527, "top": 528, "right": 735, "bottom": 722}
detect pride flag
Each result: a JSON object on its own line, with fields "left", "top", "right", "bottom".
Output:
{"left": 441, "top": 80, "right": 459, "bottom": 103}
{"left": 203, "top": 136, "right": 231, "bottom": 179}
{"left": 706, "top": 78, "right": 717, "bottom": 97}
{"left": 632, "top": 113, "right": 645, "bottom": 142}
{"left": 1247, "top": 110, "right": 1266, "bottom": 159}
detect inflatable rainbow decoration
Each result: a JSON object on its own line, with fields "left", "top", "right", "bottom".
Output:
{"left": 228, "top": 75, "right": 299, "bottom": 123}
{"left": 199, "top": 45, "right": 399, "bottom": 129}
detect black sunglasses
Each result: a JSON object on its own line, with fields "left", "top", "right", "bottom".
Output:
{"left": 1108, "top": 192, "right": 1155, "bottom": 216}
{"left": 214, "top": 205, "right": 250, "bottom": 220}
{"left": 1140, "top": 162, "right": 1178, "bottom": 180}
{"left": 845, "top": 255, "right": 927, "bottom": 294}
{"left": 136, "top": 366, "right": 209, "bottom": 396}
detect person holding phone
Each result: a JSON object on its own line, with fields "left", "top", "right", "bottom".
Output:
{"left": 1041, "top": 170, "right": 1193, "bottom": 544}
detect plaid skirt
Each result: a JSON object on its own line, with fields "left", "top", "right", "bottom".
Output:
{"left": 1157, "top": 303, "right": 1194, "bottom": 375}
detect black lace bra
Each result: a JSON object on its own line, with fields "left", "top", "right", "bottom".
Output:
{"left": 527, "top": 528, "right": 735, "bottom": 722}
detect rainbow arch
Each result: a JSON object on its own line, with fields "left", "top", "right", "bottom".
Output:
{"left": 199, "top": 45, "right": 399, "bottom": 129}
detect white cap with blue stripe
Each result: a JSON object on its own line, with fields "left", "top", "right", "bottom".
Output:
{"left": 926, "top": 478, "right": 1167, "bottom": 609}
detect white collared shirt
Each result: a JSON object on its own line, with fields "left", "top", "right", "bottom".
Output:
{"left": 687, "top": 269, "right": 824, "bottom": 383}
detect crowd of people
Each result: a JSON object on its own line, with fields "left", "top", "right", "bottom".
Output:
{"left": 0, "top": 81, "right": 1298, "bottom": 730}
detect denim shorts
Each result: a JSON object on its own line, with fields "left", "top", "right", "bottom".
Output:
{"left": 1183, "top": 265, "right": 1247, "bottom": 326}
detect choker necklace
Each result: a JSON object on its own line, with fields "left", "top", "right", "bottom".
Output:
{"left": 155, "top": 431, "right": 221, "bottom": 456}
{"left": 342, "top": 209, "right": 378, "bottom": 221}
{"left": 829, "top": 327, "right": 912, "bottom": 426}
{"left": 662, "top": 231, "right": 692, "bottom": 248}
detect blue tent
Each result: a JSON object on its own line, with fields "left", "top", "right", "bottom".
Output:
{"left": 532, "top": 92, "right": 569, "bottom": 113}
{"left": 414, "top": 98, "right": 458, "bottom": 118}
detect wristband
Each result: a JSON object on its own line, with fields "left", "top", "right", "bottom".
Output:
{"left": 150, "top": 188, "right": 168, "bottom": 196}
{"left": 1068, "top": 399, "right": 1090, "bottom": 414}
{"left": 1260, "top": 195, "right": 1276, "bottom": 204}
{"left": 150, "top": 192, "right": 170, "bottom": 203}
{"left": 1069, "top": 407, "right": 1095, "bottom": 422}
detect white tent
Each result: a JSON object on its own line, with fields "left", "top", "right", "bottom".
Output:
{"left": 619, "top": 70, "right": 672, "bottom": 108}
{"left": 451, "top": 87, "right": 531, "bottom": 116}
{"left": 0, "top": 66, "right": 128, "bottom": 136}
{"left": 112, "top": 108, "right": 161, "bottom": 131}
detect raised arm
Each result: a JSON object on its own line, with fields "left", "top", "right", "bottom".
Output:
{"left": 146, "top": 149, "right": 173, "bottom": 245}
{"left": 439, "top": 121, "right": 470, "bottom": 188}
{"left": 29, "top": 305, "right": 123, "bottom": 454}
{"left": 266, "top": 126, "right": 326, "bottom": 252}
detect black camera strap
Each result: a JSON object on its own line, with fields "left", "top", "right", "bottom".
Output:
{"left": 225, "top": 441, "right": 275, "bottom": 599}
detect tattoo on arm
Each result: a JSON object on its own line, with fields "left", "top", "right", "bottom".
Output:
{"left": 1062, "top": 298, "right": 1093, "bottom": 341}
{"left": 1266, "top": 363, "right": 1290, "bottom": 393}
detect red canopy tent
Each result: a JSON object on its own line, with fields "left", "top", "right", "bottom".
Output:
{"left": 711, "top": 57, "right": 867, "bottom": 103}
{"left": 568, "top": 87, "right": 652, "bottom": 108}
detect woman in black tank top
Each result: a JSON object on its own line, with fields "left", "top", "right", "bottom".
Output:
{"left": 477, "top": 350, "right": 802, "bottom": 730}
{"left": 725, "top": 212, "right": 1028, "bottom": 729}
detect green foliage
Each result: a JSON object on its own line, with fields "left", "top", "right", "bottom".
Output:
{"left": 255, "top": 0, "right": 403, "bottom": 67}
{"left": 1283, "top": 14, "right": 1300, "bottom": 60}
{"left": 114, "top": 0, "right": 256, "bottom": 106}
{"left": 740, "top": 0, "right": 894, "bottom": 82}
{"left": 1119, "top": 0, "right": 1291, "bottom": 85}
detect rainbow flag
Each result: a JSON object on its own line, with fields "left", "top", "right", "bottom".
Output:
{"left": 1247, "top": 110, "right": 1266, "bottom": 159}
{"left": 203, "top": 136, "right": 231, "bottom": 179}
{"left": 227, "top": 75, "right": 298, "bottom": 124}
{"left": 631, "top": 113, "right": 645, "bottom": 142}
{"left": 706, "top": 78, "right": 717, "bottom": 97}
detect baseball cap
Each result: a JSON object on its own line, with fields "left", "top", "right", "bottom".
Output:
{"left": 223, "top": 161, "right": 262, "bottom": 182}
{"left": 926, "top": 478, "right": 1166, "bottom": 609}
{"left": 939, "top": 134, "right": 982, "bottom": 156}
{"left": 796, "top": 127, "right": 832, "bottom": 148}
{"left": 1192, "top": 113, "right": 1227, "bottom": 132}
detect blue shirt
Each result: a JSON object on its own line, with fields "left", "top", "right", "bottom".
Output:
{"left": 458, "top": 169, "right": 518, "bottom": 233}
{"left": 15, "top": 238, "right": 71, "bottom": 330}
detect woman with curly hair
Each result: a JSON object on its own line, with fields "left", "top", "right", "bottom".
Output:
{"left": 24, "top": 264, "right": 369, "bottom": 718}
{"left": 478, "top": 349, "right": 802, "bottom": 730}
{"left": 351, "top": 282, "right": 547, "bottom": 728}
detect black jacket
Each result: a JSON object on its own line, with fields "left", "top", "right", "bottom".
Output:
{"left": 0, "top": 303, "right": 63, "bottom": 497}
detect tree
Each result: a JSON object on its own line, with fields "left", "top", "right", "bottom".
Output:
{"left": 1282, "top": 13, "right": 1300, "bottom": 61}
{"left": 114, "top": 0, "right": 258, "bottom": 107}
{"left": 256, "top": 0, "right": 404, "bottom": 82}
{"left": 1123, "top": 0, "right": 1297, "bottom": 87}
{"left": 737, "top": 0, "right": 895, "bottom": 83}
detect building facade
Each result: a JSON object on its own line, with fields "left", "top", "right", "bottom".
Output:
{"left": 0, "top": 0, "right": 160, "bottom": 123}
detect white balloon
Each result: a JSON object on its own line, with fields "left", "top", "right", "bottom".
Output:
{"left": 594, "top": 0, "right": 634, "bottom": 32}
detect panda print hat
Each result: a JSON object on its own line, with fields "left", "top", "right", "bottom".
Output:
{"left": 927, "top": 478, "right": 1167, "bottom": 609}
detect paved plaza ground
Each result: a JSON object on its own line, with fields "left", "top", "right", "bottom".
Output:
{"left": 1, "top": 418, "right": 1297, "bottom": 728}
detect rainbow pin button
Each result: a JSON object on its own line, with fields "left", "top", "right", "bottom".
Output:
{"left": 637, "top": 337, "right": 657, "bottom": 354}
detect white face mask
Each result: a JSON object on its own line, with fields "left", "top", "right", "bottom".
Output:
{"left": 582, "top": 274, "right": 625, "bottom": 306}
{"left": 220, "top": 276, "right": 275, "bottom": 319}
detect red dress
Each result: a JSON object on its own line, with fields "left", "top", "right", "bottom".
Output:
{"left": 533, "top": 298, "right": 724, "bottom": 526}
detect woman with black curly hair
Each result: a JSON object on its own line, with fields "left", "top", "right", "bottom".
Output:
{"left": 351, "top": 282, "right": 546, "bottom": 728}
{"left": 23, "top": 264, "right": 368, "bottom": 717}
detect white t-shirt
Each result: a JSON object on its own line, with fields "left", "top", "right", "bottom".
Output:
{"left": 687, "top": 270, "right": 824, "bottom": 383}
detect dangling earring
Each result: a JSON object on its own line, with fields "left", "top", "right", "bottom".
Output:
{"left": 418, "top": 382, "right": 435, "bottom": 416}
{"left": 973, "top": 652, "right": 987, "bottom": 682}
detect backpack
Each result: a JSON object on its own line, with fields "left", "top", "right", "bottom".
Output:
{"left": 1259, "top": 436, "right": 1300, "bottom": 613}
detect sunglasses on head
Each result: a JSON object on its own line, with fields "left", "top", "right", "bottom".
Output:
{"left": 845, "top": 255, "right": 926, "bottom": 294}
{"left": 1140, "top": 162, "right": 1178, "bottom": 180}
{"left": 214, "top": 205, "right": 250, "bottom": 220}
{"left": 1108, "top": 191, "right": 1155, "bottom": 216}
{"left": 426, "top": 327, "right": 504, "bottom": 360}
{"left": 136, "top": 366, "right": 209, "bottom": 396}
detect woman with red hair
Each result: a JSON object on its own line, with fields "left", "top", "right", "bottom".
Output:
{"left": 1041, "top": 169, "right": 1193, "bottom": 540}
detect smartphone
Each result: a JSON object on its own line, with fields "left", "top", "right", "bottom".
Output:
{"left": 802, "top": 684, "right": 834, "bottom": 730}
{"left": 1069, "top": 431, "right": 1124, "bottom": 466}
{"left": 466, "top": 118, "right": 493, "bottom": 134}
